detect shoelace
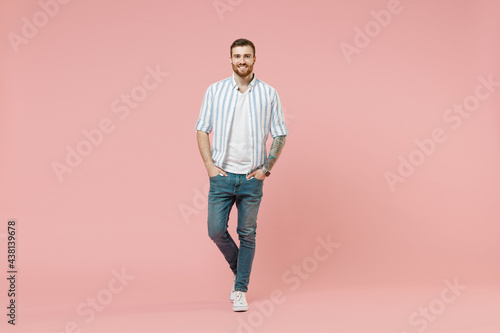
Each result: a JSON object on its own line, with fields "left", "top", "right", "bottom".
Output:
{"left": 235, "top": 292, "right": 245, "bottom": 304}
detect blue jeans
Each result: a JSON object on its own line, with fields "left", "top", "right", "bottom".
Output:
{"left": 207, "top": 172, "right": 264, "bottom": 293}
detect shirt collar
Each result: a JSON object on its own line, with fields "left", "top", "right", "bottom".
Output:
{"left": 231, "top": 72, "right": 257, "bottom": 91}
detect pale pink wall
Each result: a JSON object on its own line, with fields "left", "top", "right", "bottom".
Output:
{"left": 0, "top": 0, "right": 499, "bottom": 316}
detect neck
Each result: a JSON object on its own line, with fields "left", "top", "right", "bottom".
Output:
{"left": 234, "top": 72, "right": 254, "bottom": 89}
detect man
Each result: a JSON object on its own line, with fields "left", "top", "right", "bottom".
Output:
{"left": 195, "top": 38, "right": 288, "bottom": 312}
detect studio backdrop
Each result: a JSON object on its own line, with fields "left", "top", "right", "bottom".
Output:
{"left": 0, "top": 0, "right": 499, "bottom": 332}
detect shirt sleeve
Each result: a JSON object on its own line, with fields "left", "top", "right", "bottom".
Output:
{"left": 270, "top": 90, "right": 288, "bottom": 138}
{"left": 195, "top": 85, "right": 213, "bottom": 133}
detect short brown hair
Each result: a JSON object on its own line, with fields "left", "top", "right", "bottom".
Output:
{"left": 230, "top": 38, "right": 255, "bottom": 57}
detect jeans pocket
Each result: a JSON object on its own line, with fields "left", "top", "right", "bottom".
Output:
{"left": 247, "top": 176, "right": 264, "bottom": 181}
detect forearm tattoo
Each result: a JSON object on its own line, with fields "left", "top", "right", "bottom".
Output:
{"left": 263, "top": 136, "right": 286, "bottom": 171}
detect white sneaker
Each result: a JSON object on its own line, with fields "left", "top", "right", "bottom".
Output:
{"left": 232, "top": 291, "right": 249, "bottom": 312}
{"left": 229, "top": 274, "right": 236, "bottom": 301}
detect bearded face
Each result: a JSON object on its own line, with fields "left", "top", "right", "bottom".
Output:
{"left": 230, "top": 45, "right": 256, "bottom": 78}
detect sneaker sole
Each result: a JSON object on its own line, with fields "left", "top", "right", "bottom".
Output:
{"left": 233, "top": 305, "right": 249, "bottom": 312}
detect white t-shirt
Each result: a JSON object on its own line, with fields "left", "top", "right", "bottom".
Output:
{"left": 221, "top": 89, "right": 252, "bottom": 174}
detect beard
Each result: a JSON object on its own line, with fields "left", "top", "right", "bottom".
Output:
{"left": 232, "top": 62, "right": 254, "bottom": 78}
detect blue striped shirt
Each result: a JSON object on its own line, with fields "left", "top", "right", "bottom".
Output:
{"left": 195, "top": 73, "right": 288, "bottom": 174}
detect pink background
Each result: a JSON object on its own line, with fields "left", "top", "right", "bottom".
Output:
{"left": 1, "top": 0, "right": 499, "bottom": 332}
